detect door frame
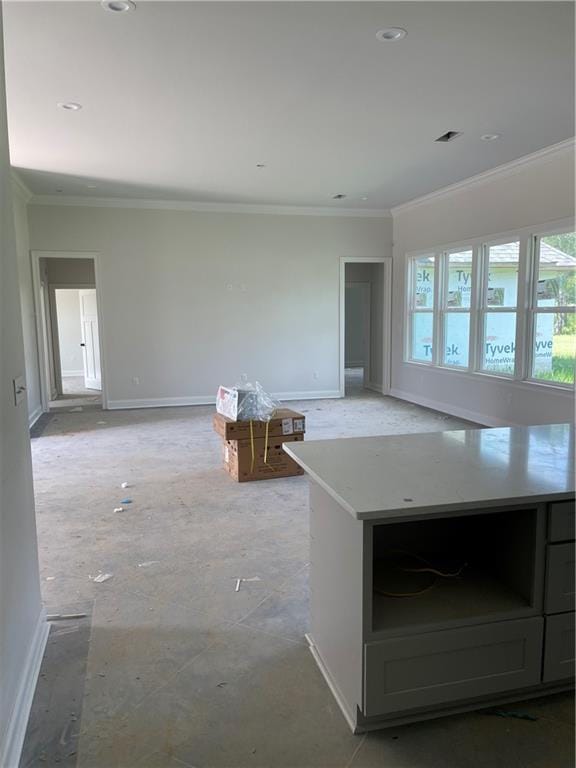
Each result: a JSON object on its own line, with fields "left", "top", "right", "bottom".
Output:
{"left": 31, "top": 251, "right": 108, "bottom": 411}
{"left": 339, "top": 256, "right": 392, "bottom": 398}
{"left": 48, "top": 283, "right": 98, "bottom": 396}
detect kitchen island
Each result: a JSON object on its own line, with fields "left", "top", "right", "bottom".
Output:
{"left": 284, "top": 423, "right": 575, "bottom": 732}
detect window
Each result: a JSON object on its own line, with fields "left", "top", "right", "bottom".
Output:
{"left": 479, "top": 241, "right": 520, "bottom": 376}
{"left": 407, "top": 255, "right": 435, "bottom": 363}
{"left": 404, "top": 221, "right": 576, "bottom": 389}
{"left": 440, "top": 249, "right": 473, "bottom": 368}
{"left": 529, "top": 232, "right": 576, "bottom": 385}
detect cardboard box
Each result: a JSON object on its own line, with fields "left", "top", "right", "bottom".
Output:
{"left": 223, "top": 433, "right": 305, "bottom": 482}
{"left": 213, "top": 408, "right": 306, "bottom": 441}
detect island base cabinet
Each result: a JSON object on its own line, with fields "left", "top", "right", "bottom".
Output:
{"left": 543, "top": 613, "right": 575, "bottom": 683}
{"left": 363, "top": 618, "right": 543, "bottom": 717}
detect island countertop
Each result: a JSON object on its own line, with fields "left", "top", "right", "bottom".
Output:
{"left": 283, "top": 423, "right": 575, "bottom": 521}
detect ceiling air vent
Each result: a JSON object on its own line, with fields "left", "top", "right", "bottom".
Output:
{"left": 435, "top": 130, "right": 462, "bottom": 143}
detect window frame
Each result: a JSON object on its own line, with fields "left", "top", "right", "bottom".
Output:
{"left": 403, "top": 217, "right": 575, "bottom": 391}
{"left": 475, "top": 236, "right": 525, "bottom": 379}
{"left": 406, "top": 253, "right": 438, "bottom": 366}
{"left": 438, "top": 247, "right": 477, "bottom": 371}
{"left": 525, "top": 228, "right": 576, "bottom": 388}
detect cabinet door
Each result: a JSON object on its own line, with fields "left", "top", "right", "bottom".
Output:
{"left": 543, "top": 613, "right": 575, "bottom": 683}
{"left": 364, "top": 618, "right": 543, "bottom": 717}
{"left": 545, "top": 543, "right": 576, "bottom": 614}
{"left": 548, "top": 501, "right": 575, "bottom": 543}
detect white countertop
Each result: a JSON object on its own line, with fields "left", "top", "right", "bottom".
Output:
{"left": 284, "top": 424, "right": 575, "bottom": 521}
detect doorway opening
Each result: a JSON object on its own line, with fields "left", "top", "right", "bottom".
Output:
{"left": 32, "top": 252, "right": 105, "bottom": 413}
{"left": 340, "top": 258, "right": 391, "bottom": 397}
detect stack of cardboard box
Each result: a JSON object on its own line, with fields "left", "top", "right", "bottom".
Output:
{"left": 213, "top": 408, "right": 306, "bottom": 482}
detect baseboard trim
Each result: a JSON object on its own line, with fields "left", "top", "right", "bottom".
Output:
{"left": 62, "top": 370, "right": 84, "bottom": 378}
{"left": 107, "top": 390, "right": 342, "bottom": 411}
{"left": 0, "top": 610, "right": 49, "bottom": 768}
{"left": 389, "top": 388, "right": 516, "bottom": 427}
{"left": 274, "top": 390, "right": 341, "bottom": 402}
{"left": 305, "top": 634, "right": 359, "bottom": 733}
{"left": 28, "top": 405, "right": 43, "bottom": 429}
{"left": 364, "top": 382, "right": 387, "bottom": 395}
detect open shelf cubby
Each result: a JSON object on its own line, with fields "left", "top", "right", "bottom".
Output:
{"left": 371, "top": 508, "right": 538, "bottom": 634}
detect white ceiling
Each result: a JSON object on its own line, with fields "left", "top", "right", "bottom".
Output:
{"left": 3, "top": 1, "right": 574, "bottom": 210}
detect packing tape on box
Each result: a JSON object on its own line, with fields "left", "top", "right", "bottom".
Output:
{"left": 249, "top": 417, "right": 273, "bottom": 473}
{"left": 264, "top": 420, "right": 270, "bottom": 465}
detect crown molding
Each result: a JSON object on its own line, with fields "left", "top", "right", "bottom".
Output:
{"left": 28, "top": 194, "right": 391, "bottom": 218}
{"left": 11, "top": 171, "right": 33, "bottom": 203}
{"left": 390, "top": 138, "right": 575, "bottom": 218}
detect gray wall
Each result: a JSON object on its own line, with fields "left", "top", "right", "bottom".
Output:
{"left": 13, "top": 187, "right": 42, "bottom": 424}
{"left": 345, "top": 282, "right": 368, "bottom": 367}
{"left": 28, "top": 206, "right": 392, "bottom": 406}
{"left": 391, "top": 145, "right": 575, "bottom": 426}
{"left": 344, "top": 262, "right": 386, "bottom": 388}
{"left": 44, "top": 257, "right": 95, "bottom": 285}
{"left": 0, "top": 8, "right": 44, "bottom": 763}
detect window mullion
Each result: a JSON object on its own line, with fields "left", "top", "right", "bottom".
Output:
{"left": 514, "top": 235, "right": 531, "bottom": 380}
{"left": 432, "top": 253, "right": 442, "bottom": 366}
{"left": 475, "top": 244, "right": 488, "bottom": 372}
{"left": 469, "top": 245, "right": 480, "bottom": 372}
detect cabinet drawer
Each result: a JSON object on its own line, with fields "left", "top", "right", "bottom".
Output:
{"left": 548, "top": 501, "right": 575, "bottom": 543}
{"left": 543, "top": 613, "right": 575, "bottom": 683}
{"left": 545, "top": 543, "right": 575, "bottom": 614}
{"left": 363, "top": 618, "right": 543, "bottom": 717}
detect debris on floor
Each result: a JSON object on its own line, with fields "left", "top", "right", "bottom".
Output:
{"left": 121, "top": 481, "right": 129, "bottom": 488}
{"left": 46, "top": 613, "right": 87, "bottom": 621}
{"left": 483, "top": 708, "right": 539, "bottom": 721}
{"left": 234, "top": 576, "right": 261, "bottom": 591}
{"left": 137, "top": 560, "right": 160, "bottom": 568}
{"left": 120, "top": 498, "right": 132, "bottom": 504}
{"left": 90, "top": 572, "right": 113, "bottom": 583}
{"left": 68, "top": 407, "right": 83, "bottom": 412}
{"left": 114, "top": 507, "right": 124, "bottom": 513}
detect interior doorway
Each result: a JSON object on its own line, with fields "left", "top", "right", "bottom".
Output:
{"left": 340, "top": 257, "right": 391, "bottom": 397}
{"left": 32, "top": 252, "right": 106, "bottom": 412}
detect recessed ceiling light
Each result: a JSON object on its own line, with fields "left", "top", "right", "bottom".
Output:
{"left": 360, "top": 196, "right": 369, "bottom": 201}
{"left": 332, "top": 194, "right": 347, "bottom": 200}
{"left": 101, "top": 0, "right": 135, "bottom": 11}
{"left": 481, "top": 133, "right": 501, "bottom": 141}
{"left": 376, "top": 27, "right": 407, "bottom": 42}
{"left": 58, "top": 102, "right": 82, "bottom": 111}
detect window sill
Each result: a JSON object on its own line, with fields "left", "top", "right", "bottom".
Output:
{"left": 402, "top": 360, "right": 575, "bottom": 394}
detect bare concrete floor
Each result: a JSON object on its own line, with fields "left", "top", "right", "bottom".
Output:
{"left": 49, "top": 376, "right": 102, "bottom": 411}
{"left": 22, "top": 393, "right": 574, "bottom": 768}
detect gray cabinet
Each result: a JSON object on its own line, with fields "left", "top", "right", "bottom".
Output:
{"left": 548, "top": 501, "right": 575, "bottom": 542}
{"left": 364, "top": 618, "right": 543, "bottom": 717}
{"left": 545, "top": 542, "right": 575, "bottom": 614}
{"left": 287, "top": 425, "right": 575, "bottom": 733}
{"left": 543, "top": 613, "right": 575, "bottom": 682}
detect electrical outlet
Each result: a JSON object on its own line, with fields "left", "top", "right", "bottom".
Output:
{"left": 132, "top": 377, "right": 140, "bottom": 386}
